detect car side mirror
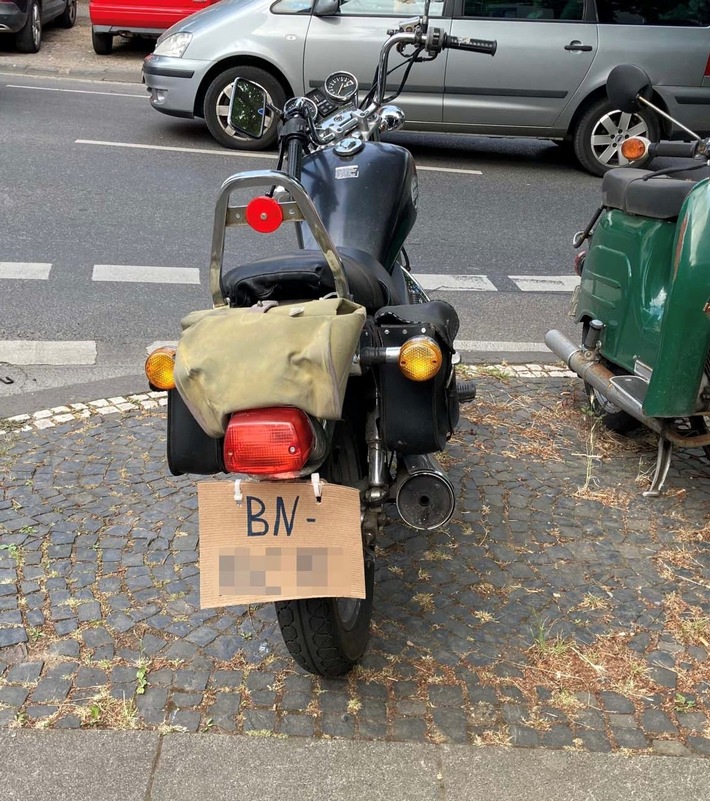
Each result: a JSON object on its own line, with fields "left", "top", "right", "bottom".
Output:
{"left": 313, "top": 0, "right": 340, "bottom": 16}
{"left": 606, "top": 64, "right": 653, "bottom": 113}
{"left": 228, "top": 78, "right": 267, "bottom": 139}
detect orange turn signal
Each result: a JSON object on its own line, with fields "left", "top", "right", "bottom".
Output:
{"left": 621, "top": 137, "right": 648, "bottom": 162}
{"left": 399, "top": 336, "right": 443, "bottom": 382}
{"left": 145, "top": 347, "right": 176, "bottom": 390}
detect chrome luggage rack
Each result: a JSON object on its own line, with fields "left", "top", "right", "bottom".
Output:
{"left": 209, "top": 169, "right": 350, "bottom": 308}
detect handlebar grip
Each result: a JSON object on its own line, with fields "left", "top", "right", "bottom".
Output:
{"left": 445, "top": 35, "right": 497, "bottom": 56}
{"left": 649, "top": 140, "right": 698, "bottom": 159}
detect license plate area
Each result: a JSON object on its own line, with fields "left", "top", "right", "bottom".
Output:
{"left": 198, "top": 479, "right": 364, "bottom": 607}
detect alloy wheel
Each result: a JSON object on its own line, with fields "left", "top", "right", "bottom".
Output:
{"left": 590, "top": 110, "right": 650, "bottom": 169}
{"left": 31, "top": 4, "right": 41, "bottom": 49}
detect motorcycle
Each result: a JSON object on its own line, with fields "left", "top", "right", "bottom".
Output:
{"left": 144, "top": 3, "right": 496, "bottom": 676}
{"left": 546, "top": 64, "right": 710, "bottom": 497}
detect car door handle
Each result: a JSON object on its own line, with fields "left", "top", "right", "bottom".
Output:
{"left": 565, "top": 40, "right": 593, "bottom": 52}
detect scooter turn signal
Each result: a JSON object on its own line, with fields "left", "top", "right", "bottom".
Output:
{"left": 621, "top": 136, "right": 649, "bottom": 162}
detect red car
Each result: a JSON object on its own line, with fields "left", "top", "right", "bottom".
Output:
{"left": 89, "top": 0, "right": 220, "bottom": 55}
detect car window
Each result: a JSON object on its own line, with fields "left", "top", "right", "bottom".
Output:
{"left": 595, "top": 0, "right": 710, "bottom": 25}
{"left": 271, "top": 0, "right": 314, "bottom": 13}
{"left": 461, "top": 0, "right": 585, "bottom": 18}
{"left": 338, "top": 0, "right": 446, "bottom": 17}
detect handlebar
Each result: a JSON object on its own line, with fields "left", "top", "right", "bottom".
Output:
{"left": 443, "top": 34, "right": 497, "bottom": 56}
{"left": 649, "top": 140, "right": 698, "bottom": 159}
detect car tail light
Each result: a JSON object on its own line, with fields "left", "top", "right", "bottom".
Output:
{"left": 223, "top": 407, "right": 313, "bottom": 476}
{"left": 705, "top": 53, "right": 710, "bottom": 78}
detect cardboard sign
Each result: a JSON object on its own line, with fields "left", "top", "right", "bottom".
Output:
{"left": 198, "top": 480, "right": 365, "bottom": 607}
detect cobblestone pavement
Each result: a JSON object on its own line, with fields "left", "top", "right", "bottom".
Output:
{"left": 1, "top": 373, "right": 710, "bottom": 757}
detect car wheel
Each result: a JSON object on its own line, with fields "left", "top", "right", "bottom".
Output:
{"left": 16, "top": 0, "right": 41, "bottom": 53}
{"left": 57, "top": 0, "right": 77, "bottom": 28}
{"left": 92, "top": 28, "right": 113, "bottom": 55}
{"left": 572, "top": 97, "right": 660, "bottom": 177}
{"left": 203, "top": 66, "right": 286, "bottom": 151}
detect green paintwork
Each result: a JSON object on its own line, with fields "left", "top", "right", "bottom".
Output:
{"left": 575, "top": 179, "right": 710, "bottom": 418}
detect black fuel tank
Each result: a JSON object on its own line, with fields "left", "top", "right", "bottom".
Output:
{"left": 299, "top": 141, "right": 418, "bottom": 273}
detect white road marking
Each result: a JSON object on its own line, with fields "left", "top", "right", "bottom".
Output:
{"left": 417, "top": 166, "right": 482, "bottom": 175}
{"left": 92, "top": 265, "right": 201, "bottom": 284}
{"left": 455, "top": 340, "right": 551, "bottom": 353}
{"left": 75, "top": 139, "right": 481, "bottom": 174}
{"left": 0, "top": 262, "right": 52, "bottom": 280}
{"left": 510, "top": 275, "right": 580, "bottom": 292}
{"left": 76, "top": 139, "right": 279, "bottom": 160}
{"left": 0, "top": 341, "right": 97, "bottom": 365}
{"left": 7, "top": 85, "right": 145, "bottom": 99}
{"left": 414, "top": 274, "right": 497, "bottom": 291}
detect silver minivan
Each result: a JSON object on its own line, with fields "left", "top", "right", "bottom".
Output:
{"left": 143, "top": 0, "right": 710, "bottom": 175}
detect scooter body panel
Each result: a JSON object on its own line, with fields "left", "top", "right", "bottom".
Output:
{"left": 576, "top": 210, "right": 676, "bottom": 374}
{"left": 299, "top": 141, "right": 418, "bottom": 273}
{"left": 576, "top": 180, "right": 710, "bottom": 418}
{"left": 645, "top": 180, "right": 710, "bottom": 417}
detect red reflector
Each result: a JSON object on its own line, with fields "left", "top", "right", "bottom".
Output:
{"left": 574, "top": 250, "right": 587, "bottom": 277}
{"left": 223, "top": 407, "right": 313, "bottom": 476}
{"left": 705, "top": 54, "right": 710, "bottom": 77}
{"left": 245, "top": 196, "right": 283, "bottom": 234}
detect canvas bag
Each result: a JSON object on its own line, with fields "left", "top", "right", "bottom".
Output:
{"left": 174, "top": 298, "right": 366, "bottom": 438}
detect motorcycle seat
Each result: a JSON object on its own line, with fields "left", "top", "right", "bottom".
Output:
{"left": 220, "top": 247, "right": 396, "bottom": 313}
{"left": 602, "top": 168, "right": 697, "bottom": 221}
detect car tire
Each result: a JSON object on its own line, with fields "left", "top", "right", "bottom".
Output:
{"left": 57, "top": 0, "right": 77, "bottom": 28}
{"left": 572, "top": 97, "right": 660, "bottom": 177}
{"left": 203, "top": 66, "right": 286, "bottom": 151}
{"left": 92, "top": 28, "right": 113, "bottom": 55}
{"left": 16, "top": 0, "right": 41, "bottom": 53}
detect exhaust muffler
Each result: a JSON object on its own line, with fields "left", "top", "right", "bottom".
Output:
{"left": 395, "top": 454, "right": 455, "bottom": 530}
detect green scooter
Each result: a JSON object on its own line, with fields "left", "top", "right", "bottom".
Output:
{"left": 546, "top": 65, "right": 710, "bottom": 497}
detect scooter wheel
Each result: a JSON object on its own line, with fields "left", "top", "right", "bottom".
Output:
{"left": 585, "top": 382, "right": 639, "bottom": 434}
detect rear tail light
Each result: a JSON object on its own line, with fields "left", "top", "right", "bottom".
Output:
{"left": 223, "top": 407, "right": 313, "bottom": 477}
{"left": 705, "top": 53, "right": 710, "bottom": 78}
{"left": 574, "top": 251, "right": 587, "bottom": 277}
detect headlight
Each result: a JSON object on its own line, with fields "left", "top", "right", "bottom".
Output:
{"left": 153, "top": 32, "right": 192, "bottom": 58}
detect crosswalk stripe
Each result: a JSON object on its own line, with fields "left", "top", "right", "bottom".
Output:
{"left": 92, "top": 265, "right": 201, "bottom": 284}
{"left": 0, "top": 341, "right": 97, "bottom": 365}
{"left": 0, "top": 262, "right": 52, "bottom": 280}
{"left": 510, "top": 275, "right": 580, "bottom": 292}
{"left": 414, "top": 274, "right": 497, "bottom": 292}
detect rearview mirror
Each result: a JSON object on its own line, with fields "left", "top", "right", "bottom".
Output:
{"left": 606, "top": 65, "right": 653, "bottom": 113}
{"left": 228, "top": 78, "right": 267, "bottom": 139}
{"left": 313, "top": 0, "right": 339, "bottom": 16}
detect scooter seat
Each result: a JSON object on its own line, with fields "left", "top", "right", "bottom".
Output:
{"left": 220, "top": 247, "right": 396, "bottom": 313}
{"left": 602, "top": 168, "right": 697, "bottom": 221}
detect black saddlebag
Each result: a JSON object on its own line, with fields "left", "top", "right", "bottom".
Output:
{"left": 375, "top": 301, "right": 460, "bottom": 454}
{"left": 167, "top": 389, "right": 224, "bottom": 476}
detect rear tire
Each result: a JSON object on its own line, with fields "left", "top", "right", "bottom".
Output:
{"left": 16, "top": 0, "right": 41, "bottom": 53}
{"left": 57, "top": 0, "right": 77, "bottom": 28}
{"left": 275, "top": 419, "right": 374, "bottom": 678}
{"left": 92, "top": 28, "right": 113, "bottom": 55}
{"left": 585, "top": 381, "right": 638, "bottom": 434}
{"left": 572, "top": 97, "right": 660, "bottom": 177}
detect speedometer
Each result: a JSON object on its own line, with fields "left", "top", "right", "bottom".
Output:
{"left": 323, "top": 71, "right": 359, "bottom": 103}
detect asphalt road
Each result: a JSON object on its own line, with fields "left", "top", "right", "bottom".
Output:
{"left": 0, "top": 71, "right": 599, "bottom": 414}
